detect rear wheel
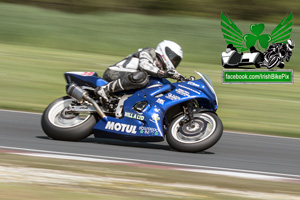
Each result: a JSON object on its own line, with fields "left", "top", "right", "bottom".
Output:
{"left": 41, "top": 96, "right": 97, "bottom": 141}
{"left": 166, "top": 112, "right": 223, "bottom": 153}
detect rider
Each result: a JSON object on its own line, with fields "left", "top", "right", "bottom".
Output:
{"left": 260, "top": 39, "right": 295, "bottom": 69}
{"left": 95, "top": 40, "right": 183, "bottom": 101}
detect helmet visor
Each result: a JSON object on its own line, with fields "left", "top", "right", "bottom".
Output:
{"left": 287, "top": 40, "right": 295, "bottom": 49}
{"left": 165, "top": 47, "right": 182, "bottom": 68}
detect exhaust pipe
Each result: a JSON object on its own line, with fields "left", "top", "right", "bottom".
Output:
{"left": 67, "top": 83, "right": 106, "bottom": 118}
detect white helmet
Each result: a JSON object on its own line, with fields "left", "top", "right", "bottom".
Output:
{"left": 156, "top": 40, "right": 183, "bottom": 70}
{"left": 286, "top": 39, "right": 295, "bottom": 51}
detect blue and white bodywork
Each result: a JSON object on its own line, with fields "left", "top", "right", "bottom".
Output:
{"left": 42, "top": 71, "right": 222, "bottom": 153}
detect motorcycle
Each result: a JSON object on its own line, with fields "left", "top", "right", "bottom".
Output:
{"left": 262, "top": 49, "right": 286, "bottom": 69}
{"left": 221, "top": 49, "right": 264, "bottom": 68}
{"left": 41, "top": 71, "right": 223, "bottom": 153}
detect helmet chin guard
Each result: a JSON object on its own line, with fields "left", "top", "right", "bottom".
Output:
{"left": 156, "top": 40, "right": 183, "bottom": 70}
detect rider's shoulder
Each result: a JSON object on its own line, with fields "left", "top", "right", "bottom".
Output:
{"left": 138, "top": 47, "right": 156, "bottom": 58}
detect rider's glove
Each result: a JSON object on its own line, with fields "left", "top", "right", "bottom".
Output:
{"left": 157, "top": 69, "right": 167, "bottom": 78}
{"left": 167, "top": 70, "right": 181, "bottom": 80}
{"left": 157, "top": 69, "right": 182, "bottom": 80}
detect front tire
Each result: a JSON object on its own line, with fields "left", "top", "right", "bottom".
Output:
{"left": 41, "top": 96, "right": 97, "bottom": 141}
{"left": 166, "top": 112, "right": 223, "bottom": 153}
{"left": 268, "top": 56, "right": 280, "bottom": 69}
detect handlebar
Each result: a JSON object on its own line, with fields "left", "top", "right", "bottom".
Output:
{"left": 178, "top": 75, "right": 195, "bottom": 82}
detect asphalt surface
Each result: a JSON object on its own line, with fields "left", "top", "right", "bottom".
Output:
{"left": 0, "top": 110, "right": 299, "bottom": 176}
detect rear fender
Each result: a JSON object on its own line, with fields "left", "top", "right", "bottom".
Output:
{"left": 64, "top": 72, "right": 107, "bottom": 87}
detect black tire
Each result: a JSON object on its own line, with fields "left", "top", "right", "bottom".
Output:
{"left": 268, "top": 56, "right": 280, "bottom": 69}
{"left": 255, "top": 63, "right": 261, "bottom": 68}
{"left": 278, "top": 63, "right": 285, "bottom": 69}
{"left": 166, "top": 112, "right": 223, "bottom": 153}
{"left": 41, "top": 96, "right": 97, "bottom": 141}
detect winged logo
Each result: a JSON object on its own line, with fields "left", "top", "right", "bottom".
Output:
{"left": 221, "top": 12, "right": 293, "bottom": 52}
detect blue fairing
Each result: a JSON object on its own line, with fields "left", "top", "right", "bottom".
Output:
{"left": 64, "top": 72, "right": 107, "bottom": 87}
{"left": 64, "top": 72, "right": 218, "bottom": 142}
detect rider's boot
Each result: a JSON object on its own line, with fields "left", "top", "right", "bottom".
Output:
{"left": 95, "top": 79, "right": 124, "bottom": 103}
{"left": 278, "top": 62, "right": 285, "bottom": 69}
{"left": 95, "top": 86, "right": 110, "bottom": 103}
{"left": 259, "top": 60, "right": 268, "bottom": 68}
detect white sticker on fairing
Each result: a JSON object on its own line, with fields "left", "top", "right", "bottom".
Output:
{"left": 165, "top": 93, "right": 180, "bottom": 100}
{"left": 105, "top": 121, "right": 137, "bottom": 134}
{"left": 178, "top": 85, "right": 201, "bottom": 95}
{"left": 124, "top": 112, "right": 144, "bottom": 120}
{"left": 175, "top": 88, "right": 190, "bottom": 97}
{"left": 151, "top": 113, "right": 160, "bottom": 121}
{"left": 187, "top": 81, "right": 200, "bottom": 87}
{"left": 156, "top": 98, "right": 165, "bottom": 105}
{"left": 139, "top": 127, "right": 159, "bottom": 135}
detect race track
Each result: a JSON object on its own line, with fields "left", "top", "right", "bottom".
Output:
{"left": 1, "top": 110, "right": 299, "bottom": 177}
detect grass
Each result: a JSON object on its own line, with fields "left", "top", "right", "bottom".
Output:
{"left": 0, "top": 3, "right": 300, "bottom": 69}
{"left": 0, "top": 152, "right": 299, "bottom": 200}
{"left": 0, "top": 3, "right": 300, "bottom": 137}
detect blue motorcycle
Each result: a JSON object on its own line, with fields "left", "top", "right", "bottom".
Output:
{"left": 41, "top": 71, "right": 223, "bottom": 153}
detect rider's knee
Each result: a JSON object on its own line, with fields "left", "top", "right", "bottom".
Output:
{"left": 129, "top": 71, "right": 149, "bottom": 87}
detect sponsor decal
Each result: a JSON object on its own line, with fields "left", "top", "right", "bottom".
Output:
{"left": 139, "top": 127, "right": 159, "bottom": 135}
{"left": 67, "top": 71, "right": 95, "bottom": 76}
{"left": 178, "top": 85, "right": 201, "bottom": 95}
{"left": 151, "top": 113, "right": 160, "bottom": 121}
{"left": 124, "top": 112, "right": 144, "bottom": 120}
{"left": 175, "top": 88, "right": 190, "bottom": 97}
{"left": 161, "top": 54, "right": 167, "bottom": 62}
{"left": 187, "top": 81, "right": 200, "bottom": 87}
{"left": 105, "top": 121, "right": 137, "bottom": 134}
{"left": 165, "top": 93, "right": 180, "bottom": 101}
{"left": 82, "top": 72, "right": 95, "bottom": 76}
{"left": 154, "top": 108, "right": 161, "bottom": 112}
{"left": 156, "top": 98, "right": 165, "bottom": 105}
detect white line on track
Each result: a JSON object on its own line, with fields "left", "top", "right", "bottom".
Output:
{"left": 0, "top": 145, "right": 299, "bottom": 181}
{"left": 0, "top": 109, "right": 41, "bottom": 115}
{"left": 1, "top": 109, "right": 299, "bottom": 140}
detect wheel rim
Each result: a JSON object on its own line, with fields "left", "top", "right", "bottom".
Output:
{"left": 171, "top": 113, "right": 216, "bottom": 144}
{"left": 48, "top": 98, "right": 91, "bottom": 128}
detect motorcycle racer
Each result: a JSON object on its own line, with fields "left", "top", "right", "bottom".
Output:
{"left": 95, "top": 40, "right": 183, "bottom": 101}
{"left": 260, "top": 39, "right": 295, "bottom": 69}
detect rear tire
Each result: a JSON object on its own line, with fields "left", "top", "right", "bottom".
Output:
{"left": 166, "top": 112, "right": 223, "bottom": 153}
{"left": 41, "top": 96, "right": 97, "bottom": 141}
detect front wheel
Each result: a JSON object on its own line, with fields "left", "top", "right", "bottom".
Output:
{"left": 41, "top": 96, "right": 97, "bottom": 141}
{"left": 166, "top": 112, "right": 223, "bottom": 153}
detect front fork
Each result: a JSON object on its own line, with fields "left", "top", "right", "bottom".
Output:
{"left": 182, "top": 100, "right": 199, "bottom": 126}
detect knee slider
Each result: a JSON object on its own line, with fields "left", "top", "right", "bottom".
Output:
{"left": 129, "top": 71, "right": 148, "bottom": 83}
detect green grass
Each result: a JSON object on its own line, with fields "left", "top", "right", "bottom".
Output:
{"left": 0, "top": 3, "right": 299, "bottom": 69}
{"left": 0, "top": 3, "right": 300, "bottom": 137}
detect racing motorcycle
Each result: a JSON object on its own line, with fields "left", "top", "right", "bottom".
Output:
{"left": 41, "top": 71, "right": 223, "bottom": 153}
{"left": 261, "top": 48, "right": 286, "bottom": 69}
